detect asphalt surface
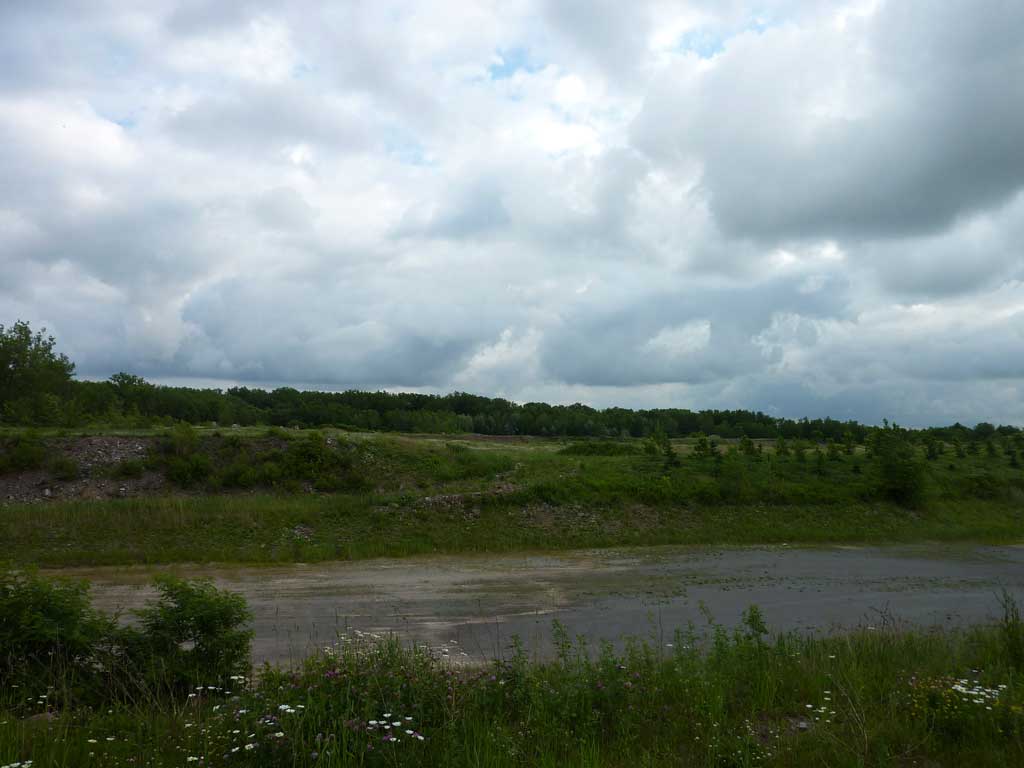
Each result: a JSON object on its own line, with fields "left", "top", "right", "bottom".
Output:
{"left": 74, "top": 543, "right": 1024, "bottom": 664}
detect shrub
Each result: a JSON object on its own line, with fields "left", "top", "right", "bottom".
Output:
{"left": 50, "top": 455, "right": 79, "bottom": 481}
{"left": 0, "top": 431, "right": 48, "bottom": 473}
{"left": 127, "top": 576, "right": 252, "bottom": 692}
{"left": 872, "top": 428, "right": 928, "bottom": 508}
{"left": 961, "top": 472, "right": 1004, "bottom": 500}
{"left": 717, "top": 453, "right": 751, "bottom": 502}
{"left": 162, "top": 422, "right": 199, "bottom": 457}
{"left": 0, "top": 568, "right": 118, "bottom": 705}
{"left": 559, "top": 441, "right": 641, "bottom": 456}
{"left": 112, "top": 458, "right": 145, "bottom": 479}
{"left": 1, "top": 569, "right": 254, "bottom": 707}
{"left": 166, "top": 452, "right": 213, "bottom": 487}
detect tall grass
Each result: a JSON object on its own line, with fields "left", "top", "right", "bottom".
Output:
{"left": 0, "top": 493, "right": 1019, "bottom": 567}
{"left": 2, "top": 605, "right": 1022, "bottom": 766}
{"left": 1, "top": 494, "right": 1022, "bottom": 567}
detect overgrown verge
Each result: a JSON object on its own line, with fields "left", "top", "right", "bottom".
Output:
{"left": 1, "top": 571, "right": 1022, "bottom": 766}
{"left": 0, "top": 569, "right": 251, "bottom": 712}
{"left": 1, "top": 494, "right": 1021, "bottom": 567}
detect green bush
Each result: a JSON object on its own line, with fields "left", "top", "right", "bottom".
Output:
{"left": 112, "top": 459, "right": 145, "bottom": 479}
{"left": 0, "top": 568, "right": 118, "bottom": 706}
{"left": 0, "top": 432, "right": 48, "bottom": 473}
{"left": 161, "top": 423, "right": 199, "bottom": 457}
{"left": 128, "top": 576, "right": 252, "bottom": 692}
{"left": 872, "top": 428, "right": 928, "bottom": 508}
{"left": 559, "top": 441, "right": 641, "bottom": 456}
{"left": 49, "top": 456, "right": 79, "bottom": 481}
{"left": 0, "top": 568, "right": 252, "bottom": 707}
{"left": 166, "top": 453, "right": 212, "bottom": 487}
{"left": 961, "top": 472, "right": 1004, "bottom": 500}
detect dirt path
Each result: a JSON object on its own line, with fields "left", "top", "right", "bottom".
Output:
{"left": 67, "top": 543, "right": 1024, "bottom": 665}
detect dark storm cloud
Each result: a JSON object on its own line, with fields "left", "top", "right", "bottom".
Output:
{"left": 539, "top": 274, "right": 847, "bottom": 387}
{"left": 633, "top": 0, "right": 1024, "bottom": 242}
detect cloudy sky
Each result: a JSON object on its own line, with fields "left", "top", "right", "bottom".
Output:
{"left": 2, "top": 0, "right": 1023, "bottom": 426}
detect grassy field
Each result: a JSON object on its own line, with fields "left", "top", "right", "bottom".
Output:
{"left": 2, "top": 494, "right": 1023, "bottom": 567}
{"left": 2, "top": 428, "right": 1022, "bottom": 566}
{"left": 2, "top": 599, "right": 1022, "bottom": 767}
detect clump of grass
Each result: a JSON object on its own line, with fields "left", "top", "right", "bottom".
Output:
{"left": 111, "top": 459, "right": 144, "bottom": 479}
{"left": 559, "top": 440, "right": 642, "bottom": 456}
{"left": 48, "top": 456, "right": 79, "bottom": 481}
{"left": 0, "top": 432, "right": 48, "bottom": 474}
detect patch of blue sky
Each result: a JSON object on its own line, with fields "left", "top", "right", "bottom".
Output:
{"left": 488, "top": 47, "right": 540, "bottom": 80}
{"left": 95, "top": 105, "right": 137, "bottom": 130}
{"left": 676, "top": 27, "right": 726, "bottom": 59}
{"left": 383, "top": 127, "right": 433, "bottom": 166}
{"left": 675, "top": 14, "right": 781, "bottom": 59}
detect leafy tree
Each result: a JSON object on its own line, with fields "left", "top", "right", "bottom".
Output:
{"left": 814, "top": 448, "right": 827, "bottom": 475}
{"left": 691, "top": 432, "right": 712, "bottom": 459}
{"left": 826, "top": 440, "right": 842, "bottom": 461}
{"left": 842, "top": 430, "right": 856, "bottom": 455}
{"left": 872, "top": 425, "right": 927, "bottom": 508}
{"left": 0, "top": 321, "right": 75, "bottom": 423}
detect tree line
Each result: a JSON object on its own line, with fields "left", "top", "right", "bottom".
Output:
{"left": 1, "top": 320, "right": 1019, "bottom": 443}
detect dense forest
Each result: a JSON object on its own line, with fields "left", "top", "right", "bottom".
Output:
{"left": 1, "top": 320, "right": 1019, "bottom": 442}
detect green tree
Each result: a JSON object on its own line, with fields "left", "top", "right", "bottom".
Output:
{"left": 691, "top": 432, "right": 712, "bottom": 459}
{"left": 826, "top": 439, "right": 842, "bottom": 461}
{"left": 0, "top": 321, "right": 75, "bottom": 424}
{"left": 873, "top": 426, "right": 927, "bottom": 508}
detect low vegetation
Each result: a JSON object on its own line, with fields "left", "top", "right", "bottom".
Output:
{"left": 2, "top": 424, "right": 1022, "bottom": 566}
{"left": 1, "top": 570, "right": 1022, "bottom": 767}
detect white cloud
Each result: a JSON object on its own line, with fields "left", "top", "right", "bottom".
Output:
{"left": 2, "top": 0, "right": 1023, "bottom": 425}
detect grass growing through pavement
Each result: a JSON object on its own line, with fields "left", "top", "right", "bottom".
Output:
{"left": 2, "top": 598, "right": 1022, "bottom": 767}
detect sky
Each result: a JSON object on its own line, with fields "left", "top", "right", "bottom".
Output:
{"left": 2, "top": 0, "right": 1023, "bottom": 426}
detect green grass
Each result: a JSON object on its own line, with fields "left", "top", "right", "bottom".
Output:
{"left": 1, "top": 494, "right": 1021, "bottom": 567}
{"left": 3, "top": 430, "right": 1023, "bottom": 566}
{"left": 2, "top": 603, "right": 1022, "bottom": 767}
